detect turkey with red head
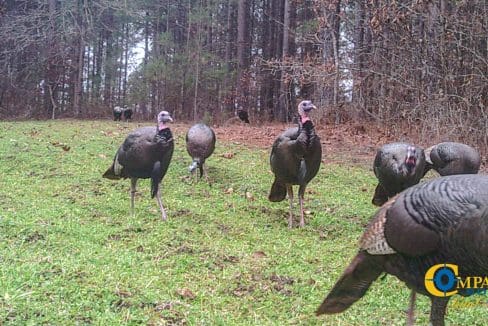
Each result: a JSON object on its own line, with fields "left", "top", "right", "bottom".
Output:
{"left": 103, "top": 111, "right": 174, "bottom": 220}
{"left": 268, "top": 100, "right": 322, "bottom": 228}
{"left": 372, "top": 142, "right": 426, "bottom": 206}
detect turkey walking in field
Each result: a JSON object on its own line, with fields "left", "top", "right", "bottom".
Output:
{"left": 424, "top": 142, "right": 480, "bottom": 176}
{"left": 123, "top": 107, "right": 133, "bottom": 121}
{"left": 269, "top": 100, "right": 322, "bottom": 228}
{"left": 113, "top": 106, "right": 123, "bottom": 121}
{"left": 186, "top": 123, "right": 216, "bottom": 181}
{"left": 317, "top": 174, "right": 488, "bottom": 326}
{"left": 372, "top": 142, "right": 425, "bottom": 206}
{"left": 103, "top": 111, "right": 174, "bottom": 221}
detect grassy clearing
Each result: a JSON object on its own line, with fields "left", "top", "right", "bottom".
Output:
{"left": 0, "top": 120, "right": 486, "bottom": 325}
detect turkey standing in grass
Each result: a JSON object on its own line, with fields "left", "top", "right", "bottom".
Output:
{"left": 123, "top": 107, "right": 133, "bottom": 121}
{"left": 185, "top": 123, "right": 216, "bottom": 180}
{"left": 113, "top": 106, "right": 123, "bottom": 121}
{"left": 372, "top": 143, "right": 426, "bottom": 206}
{"left": 424, "top": 142, "right": 481, "bottom": 176}
{"left": 103, "top": 111, "right": 174, "bottom": 221}
{"left": 269, "top": 100, "right": 322, "bottom": 228}
{"left": 317, "top": 174, "right": 488, "bottom": 326}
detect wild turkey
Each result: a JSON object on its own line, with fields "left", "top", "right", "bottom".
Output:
{"left": 237, "top": 110, "right": 250, "bottom": 124}
{"left": 123, "top": 107, "right": 133, "bottom": 121}
{"left": 372, "top": 142, "right": 425, "bottom": 206}
{"left": 317, "top": 174, "right": 488, "bottom": 326}
{"left": 185, "top": 123, "right": 216, "bottom": 180}
{"left": 269, "top": 100, "right": 322, "bottom": 228}
{"left": 424, "top": 142, "right": 481, "bottom": 176}
{"left": 113, "top": 106, "right": 123, "bottom": 121}
{"left": 103, "top": 111, "right": 174, "bottom": 221}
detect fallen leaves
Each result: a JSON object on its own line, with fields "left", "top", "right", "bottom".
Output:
{"left": 51, "top": 141, "right": 70, "bottom": 151}
{"left": 101, "top": 130, "right": 120, "bottom": 137}
{"left": 232, "top": 284, "right": 254, "bottom": 297}
{"left": 221, "top": 152, "right": 235, "bottom": 159}
{"left": 252, "top": 251, "right": 267, "bottom": 259}
{"left": 224, "top": 187, "right": 234, "bottom": 194}
{"left": 245, "top": 191, "right": 254, "bottom": 201}
{"left": 175, "top": 288, "right": 196, "bottom": 300}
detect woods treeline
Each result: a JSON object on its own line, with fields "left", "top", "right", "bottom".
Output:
{"left": 0, "top": 1, "right": 486, "bottom": 148}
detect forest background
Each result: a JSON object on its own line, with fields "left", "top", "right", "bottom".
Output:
{"left": 0, "top": 0, "right": 486, "bottom": 151}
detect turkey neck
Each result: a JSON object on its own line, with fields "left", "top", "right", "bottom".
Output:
{"left": 156, "top": 125, "right": 173, "bottom": 143}
{"left": 300, "top": 114, "right": 311, "bottom": 124}
{"left": 299, "top": 119, "right": 316, "bottom": 148}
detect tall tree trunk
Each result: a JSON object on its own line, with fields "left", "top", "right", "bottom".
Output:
{"left": 140, "top": 11, "right": 150, "bottom": 119}
{"left": 103, "top": 9, "right": 115, "bottom": 109}
{"left": 93, "top": 35, "right": 103, "bottom": 105}
{"left": 236, "top": 0, "right": 251, "bottom": 111}
{"left": 71, "top": 0, "right": 86, "bottom": 118}
{"left": 45, "top": 0, "right": 59, "bottom": 118}
{"left": 277, "top": 0, "right": 290, "bottom": 122}
{"left": 223, "top": 0, "right": 237, "bottom": 113}
{"left": 193, "top": 16, "right": 201, "bottom": 121}
{"left": 352, "top": 0, "right": 365, "bottom": 108}
{"left": 72, "top": 36, "right": 84, "bottom": 117}
{"left": 321, "top": 0, "right": 341, "bottom": 117}
{"left": 123, "top": 23, "right": 129, "bottom": 107}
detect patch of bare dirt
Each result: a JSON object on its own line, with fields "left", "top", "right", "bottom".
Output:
{"left": 169, "top": 121, "right": 487, "bottom": 171}
{"left": 170, "top": 121, "right": 391, "bottom": 168}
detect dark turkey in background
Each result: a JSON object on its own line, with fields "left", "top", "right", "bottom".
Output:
{"left": 237, "top": 109, "right": 250, "bottom": 124}
{"left": 113, "top": 106, "right": 123, "bottom": 121}
{"left": 113, "top": 106, "right": 134, "bottom": 122}
{"left": 123, "top": 107, "right": 133, "bottom": 121}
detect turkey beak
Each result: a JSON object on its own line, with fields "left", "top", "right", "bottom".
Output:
{"left": 160, "top": 115, "right": 173, "bottom": 123}
{"left": 303, "top": 104, "right": 317, "bottom": 113}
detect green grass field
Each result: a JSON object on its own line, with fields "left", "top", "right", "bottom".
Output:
{"left": 0, "top": 120, "right": 486, "bottom": 325}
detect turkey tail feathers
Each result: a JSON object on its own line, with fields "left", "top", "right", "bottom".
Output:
{"left": 102, "top": 164, "right": 121, "bottom": 180}
{"left": 316, "top": 251, "right": 383, "bottom": 315}
{"left": 103, "top": 153, "right": 123, "bottom": 180}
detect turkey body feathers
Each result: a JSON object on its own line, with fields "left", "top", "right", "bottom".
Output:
{"left": 104, "top": 126, "right": 174, "bottom": 183}
{"left": 122, "top": 127, "right": 173, "bottom": 177}
{"left": 123, "top": 108, "right": 133, "bottom": 121}
{"left": 186, "top": 124, "right": 216, "bottom": 178}
{"left": 237, "top": 110, "right": 250, "bottom": 123}
{"left": 318, "top": 175, "right": 488, "bottom": 325}
{"left": 425, "top": 142, "right": 481, "bottom": 176}
{"left": 113, "top": 106, "right": 123, "bottom": 121}
{"left": 103, "top": 110, "right": 174, "bottom": 221}
{"left": 186, "top": 124, "right": 216, "bottom": 163}
{"left": 269, "top": 121, "right": 322, "bottom": 201}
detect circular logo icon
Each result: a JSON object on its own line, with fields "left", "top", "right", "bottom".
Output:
{"left": 424, "top": 263, "right": 459, "bottom": 297}
{"left": 433, "top": 266, "right": 457, "bottom": 292}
